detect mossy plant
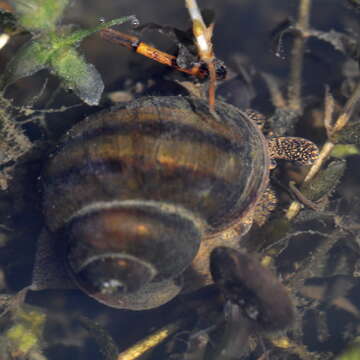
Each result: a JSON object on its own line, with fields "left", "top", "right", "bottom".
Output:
{"left": 3, "top": 0, "right": 137, "bottom": 105}
{"left": 0, "top": 306, "right": 46, "bottom": 359}
{"left": 11, "top": 0, "right": 69, "bottom": 32}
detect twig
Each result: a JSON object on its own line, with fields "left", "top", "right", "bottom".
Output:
{"left": 0, "top": 33, "right": 10, "bottom": 50}
{"left": 286, "top": 80, "right": 360, "bottom": 220}
{"left": 331, "top": 80, "right": 360, "bottom": 134}
{"left": 261, "top": 73, "right": 287, "bottom": 109}
{"left": 185, "top": 0, "right": 217, "bottom": 111}
{"left": 117, "top": 320, "right": 184, "bottom": 360}
{"left": 115, "top": 288, "right": 224, "bottom": 360}
{"left": 288, "top": 181, "right": 320, "bottom": 211}
{"left": 288, "top": 0, "right": 312, "bottom": 112}
{"left": 323, "top": 86, "right": 335, "bottom": 137}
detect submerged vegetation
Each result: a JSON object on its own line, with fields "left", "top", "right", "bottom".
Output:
{"left": 3, "top": 0, "right": 137, "bottom": 105}
{"left": 0, "top": 0, "right": 359, "bottom": 359}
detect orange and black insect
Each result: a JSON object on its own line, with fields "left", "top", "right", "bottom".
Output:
{"left": 100, "top": 27, "right": 227, "bottom": 81}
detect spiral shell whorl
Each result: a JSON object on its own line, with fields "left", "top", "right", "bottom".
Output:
{"left": 42, "top": 96, "right": 270, "bottom": 309}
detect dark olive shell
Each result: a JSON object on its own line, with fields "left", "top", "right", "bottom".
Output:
{"left": 42, "top": 96, "right": 270, "bottom": 309}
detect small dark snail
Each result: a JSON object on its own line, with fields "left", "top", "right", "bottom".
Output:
{"left": 30, "top": 95, "right": 318, "bottom": 310}
{"left": 210, "top": 246, "right": 294, "bottom": 332}
{"left": 172, "top": 247, "right": 295, "bottom": 359}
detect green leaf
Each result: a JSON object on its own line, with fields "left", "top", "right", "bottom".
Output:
{"left": 1, "top": 14, "right": 137, "bottom": 104}
{"left": 337, "top": 339, "right": 360, "bottom": 360}
{"left": 50, "top": 47, "right": 104, "bottom": 105}
{"left": 60, "top": 15, "right": 138, "bottom": 47}
{"left": 331, "top": 144, "right": 360, "bottom": 158}
{"left": 301, "top": 159, "right": 346, "bottom": 201}
{"left": 9, "top": 0, "right": 69, "bottom": 31}
{"left": 1, "top": 40, "right": 51, "bottom": 87}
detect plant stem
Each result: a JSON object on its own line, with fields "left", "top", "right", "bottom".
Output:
{"left": 184, "top": 0, "right": 217, "bottom": 111}
{"left": 117, "top": 320, "right": 183, "bottom": 360}
{"left": 288, "top": 0, "right": 312, "bottom": 112}
{"left": 286, "top": 80, "right": 360, "bottom": 220}
{"left": 63, "top": 15, "right": 137, "bottom": 47}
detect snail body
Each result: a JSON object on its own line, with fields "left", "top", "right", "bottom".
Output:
{"left": 40, "top": 96, "right": 269, "bottom": 310}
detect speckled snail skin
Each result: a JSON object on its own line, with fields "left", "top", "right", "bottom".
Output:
{"left": 40, "top": 96, "right": 270, "bottom": 310}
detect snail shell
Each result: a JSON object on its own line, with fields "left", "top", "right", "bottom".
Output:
{"left": 41, "top": 96, "right": 269, "bottom": 310}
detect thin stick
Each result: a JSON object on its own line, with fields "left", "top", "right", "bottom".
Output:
{"left": 117, "top": 321, "right": 183, "bottom": 360}
{"left": 331, "top": 81, "right": 360, "bottom": 134}
{"left": 0, "top": 33, "right": 10, "bottom": 50}
{"left": 323, "top": 87, "right": 335, "bottom": 137}
{"left": 185, "top": 0, "right": 217, "bottom": 111}
{"left": 288, "top": 181, "right": 319, "bottom": 211}
{"left": 288, "top": 0, "right": 312, "bottom": 112}
{"left": 286, "top": 80, "right": 360, "bottom": 220}
{"left": 261, "top": 73, "right": 287, "bottom": 109}
{"left": 100, "top": 28, "right": 211, "bottom": 79}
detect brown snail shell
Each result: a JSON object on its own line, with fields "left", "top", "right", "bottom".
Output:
{"left": 41, "top": 96, "right": 269, "bottom": 310}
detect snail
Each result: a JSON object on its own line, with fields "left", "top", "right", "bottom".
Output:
{"left": 192, "top": 246, "right": 295, "bottom": 360}
{"left": 165, "top": 246, "right": 295, "bottom": 359}
{"left": 210, "top": 247, "right": 294, "bottom": 332}
{"left": 29, "top": 95, "right": 318, "bottom": 310}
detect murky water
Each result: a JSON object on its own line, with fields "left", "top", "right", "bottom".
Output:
{"left": 0, "top": 0, "right": 359, "bottom": 359}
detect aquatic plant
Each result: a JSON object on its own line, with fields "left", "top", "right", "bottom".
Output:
{"left": 3, "top": 0, "right": 137, "bottom": 105}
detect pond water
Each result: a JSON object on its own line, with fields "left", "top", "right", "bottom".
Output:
{"left": 0, "top": 0, "right": 359, "bottom": 359}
